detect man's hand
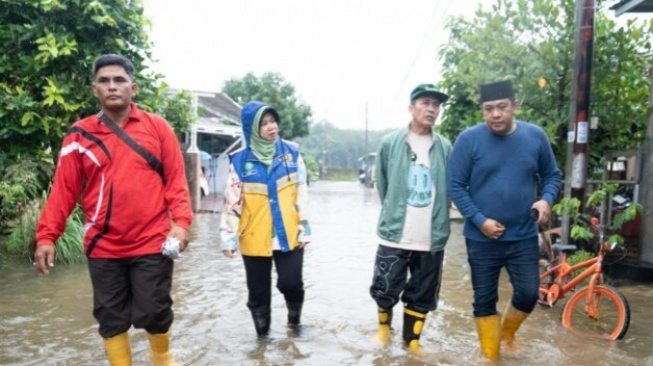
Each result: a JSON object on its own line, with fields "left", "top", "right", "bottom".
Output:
{"left": 222, "top": 249, "right": 236, "bottom": 258}
{"left": 531, "top": 200, "right": 552, "bottom": 226}
{"left": 169, "top": 225, "right": 190, "bottom": 252}
{"left": 480, "top": 219, "right": 505, "bottom": 240}
{"left": 34, "top": 244, "right": 55, "bottom": 275}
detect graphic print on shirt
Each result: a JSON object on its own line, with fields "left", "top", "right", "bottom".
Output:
{"left": 406, "top": 153, "right": 433, "bottom": 208}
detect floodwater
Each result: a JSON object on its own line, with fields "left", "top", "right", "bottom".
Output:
{"left": 1, "top": 181, "right": 653, "bottom": 366}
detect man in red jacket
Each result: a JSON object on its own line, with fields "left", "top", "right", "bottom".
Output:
{"left": 34, "top": 54, "right": 192, "bottom": 366}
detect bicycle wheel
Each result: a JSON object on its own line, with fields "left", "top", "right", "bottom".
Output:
{"left": 561, "top": 284, "right": 630, "bottom": 340}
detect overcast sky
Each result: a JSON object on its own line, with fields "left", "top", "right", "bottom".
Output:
{"left": 141, "top": 0, "right": 489, "bottom": 130}
{"left": 141, "top": 0, "right": 644, "bottom": 131}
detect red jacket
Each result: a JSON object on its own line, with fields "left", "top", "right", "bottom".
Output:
{"left": 36, "top": 104, "right": 193, "bottom": 258}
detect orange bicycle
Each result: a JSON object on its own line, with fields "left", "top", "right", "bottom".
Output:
{"left": 538, "top": 216, "right": 630, "bottom": 340}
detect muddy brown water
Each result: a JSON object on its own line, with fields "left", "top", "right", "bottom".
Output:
{"left": 1, "top": 181, "right": 652, "bottom": 365}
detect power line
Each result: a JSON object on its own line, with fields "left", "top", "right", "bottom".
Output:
{"left": 394, "top": 0, "right": 455, "bottom": 100}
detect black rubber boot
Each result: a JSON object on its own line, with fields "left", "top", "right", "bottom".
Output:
{"left": 287, "top": 301, "right": 303, "bottom": 326}
{"left": 403, "top": 308, "right": 427, "bottom": 353}
{"left": 250, "top": 307, "right": 271, "bottom": 338}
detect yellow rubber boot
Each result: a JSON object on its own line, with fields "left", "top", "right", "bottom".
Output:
{"left": 500, "top": 304, "right": 530, "bottom": 346}
{"left": 147, "top": 332, "right": 177, "bottom": 366}
{"left": 403, "top": 308, "right": 427, "bottom": 353}
{"left": 102, "top": 332, "right": 132, "bottom": 366}
{"left": 374, "top": 307, "right": 393, "bottom": 345}
{"left": 475, "top": 315, "right": 501, "bottom": 360}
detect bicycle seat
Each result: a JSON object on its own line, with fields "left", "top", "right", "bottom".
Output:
{"left": 552, "top": 243, "right": 577, "bottom": 252}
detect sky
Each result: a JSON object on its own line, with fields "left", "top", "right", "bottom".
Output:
{"left": 142, "top": 0, "right": 486, "bottom": 130}
{"left": 141, "top": 0, "right": 647, "bottom": 131}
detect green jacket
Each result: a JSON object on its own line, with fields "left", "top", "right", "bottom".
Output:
{"left": 375, "top": 126, "right": 452, "bottom": 251}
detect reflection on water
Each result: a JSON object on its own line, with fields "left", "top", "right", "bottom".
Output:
{"left": 1, "top": 181, "right": 653, "bottom": 365}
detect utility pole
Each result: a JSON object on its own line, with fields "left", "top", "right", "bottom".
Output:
{"left": 365, "top": 102, "right": 369, "bottom": 155}
{"left": 562, "top": 0, "right": 595, "bottom": 244}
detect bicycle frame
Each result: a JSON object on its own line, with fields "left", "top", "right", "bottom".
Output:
{"left": 540, "top": 249, "right": 605, "bottom": 307}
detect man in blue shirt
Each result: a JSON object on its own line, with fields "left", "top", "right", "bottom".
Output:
{"left": 447, "top": 80, "right": 561, "bottom": 360}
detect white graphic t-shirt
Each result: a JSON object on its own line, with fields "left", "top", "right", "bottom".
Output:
{"left": 380, "top": 131, "right": 434, "bottom": 252}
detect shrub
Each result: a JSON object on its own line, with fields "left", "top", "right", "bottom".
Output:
{"left": 566, "top": 249, "right": 595, "bottom": 284}
{"left": 552, "top": 183, "right": 642, "bottom": 246}
{"left": 0, "top": 156, "right": 53, "bottom": 235}
{"left": 1, "top": 190, "right": 85, "bottom": 266}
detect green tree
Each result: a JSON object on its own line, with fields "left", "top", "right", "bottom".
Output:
{"left": 437, "top": 0, "right": 653, "bottom": 174}
{"left": 0, "top": 0, "right": 193, "bottom": 169}
{"left": 297, "top": 120, "right": 391, "bottom": 171}
{"left": 222, "top": 72, "right": 312, "bottom": 139}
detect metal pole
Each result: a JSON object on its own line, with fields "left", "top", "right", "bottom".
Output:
{"left": 365, "top": 102, "right": 369, "bottom": 155}
{"left": 562, "top": 0, "right": 595, "bottom": 243}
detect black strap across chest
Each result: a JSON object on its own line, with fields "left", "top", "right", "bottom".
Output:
{"left": 97, "top": 111, "right": 165, "bottom": 181}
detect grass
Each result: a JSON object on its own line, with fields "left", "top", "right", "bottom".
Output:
{"left": 53, "top": 211, "right": 86, "bottom": 265}
{"left": 0, "top": 191, "right": 85, "bottom": 266}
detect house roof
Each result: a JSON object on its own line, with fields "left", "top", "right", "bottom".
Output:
{"left": 611, "top": 0, "right": 653, "bottom": 16}
{"left": 167, "top": 89, "right": 243, "bottom": 137}
{"left": 194, "top": 91, "right": 242, "bottom": 137}
{"left": 195, "top": 91, "right": 241, "bottom": 125}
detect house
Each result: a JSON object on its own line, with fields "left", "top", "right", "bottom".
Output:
{"left": 609, "top": 0, "right": 653, "bottom": 278}
{"left": 194, "top": 91, "right": 245, "bottom": 208}
{"left": 172, "top": 90, "right": 245, "bottom": 212}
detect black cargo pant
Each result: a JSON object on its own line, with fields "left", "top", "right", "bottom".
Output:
{"left": 88, "top": 254, "right": 174, "bottom": 338}
{"left": 370, "top": 245, "right": 444, "bottom": 313}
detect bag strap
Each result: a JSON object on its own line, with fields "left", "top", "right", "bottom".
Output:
{"left": 97, "top": 111, "right": 165, "bottom": 181}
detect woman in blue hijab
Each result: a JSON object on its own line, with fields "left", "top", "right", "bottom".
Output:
{"left": 219, "top": 101, "right": 312, "bottom": 337}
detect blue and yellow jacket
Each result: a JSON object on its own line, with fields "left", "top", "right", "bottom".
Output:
{"left": 219, "top": 101, "right": 310, "bottom": 257}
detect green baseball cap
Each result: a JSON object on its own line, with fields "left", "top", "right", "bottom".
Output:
{"left": 410, "top": 84, "right": 449, "bottom": 103}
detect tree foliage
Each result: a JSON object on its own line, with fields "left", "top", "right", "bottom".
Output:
{"left": 437, "top": 0, "right": 653, "bottom": 174}
{"left": 297, "top": 121, "right": 391, "bottom": 170}
{"left": 222, "top": 72, "right": 312, "bottom": 139}
{"left": 0, "top": 0, "right": 194, "bottom": 169}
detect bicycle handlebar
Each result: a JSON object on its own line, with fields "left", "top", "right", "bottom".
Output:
{"left": 608, "top": 242, "right": 621, "bottom": 251}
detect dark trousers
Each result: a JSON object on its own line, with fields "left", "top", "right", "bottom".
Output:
{"left": 242, "top": 248, "right": 305, "bottom": 310}
{"left": 88, "top": 255, "right": 174, "bottom": 338}
{"left": 466, "top": 237, "right": 540, "bottom": 317}
{"left": 369, "top": 245, "right": 444, "bottom": 313}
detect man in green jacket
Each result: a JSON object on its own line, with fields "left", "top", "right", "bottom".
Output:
{"left": 369, "top": 84, "right": 452, "bottom": 353}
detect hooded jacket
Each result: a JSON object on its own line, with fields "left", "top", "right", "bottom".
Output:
{"left": 219, "top": 101, "right": 310, "bottom": 257}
